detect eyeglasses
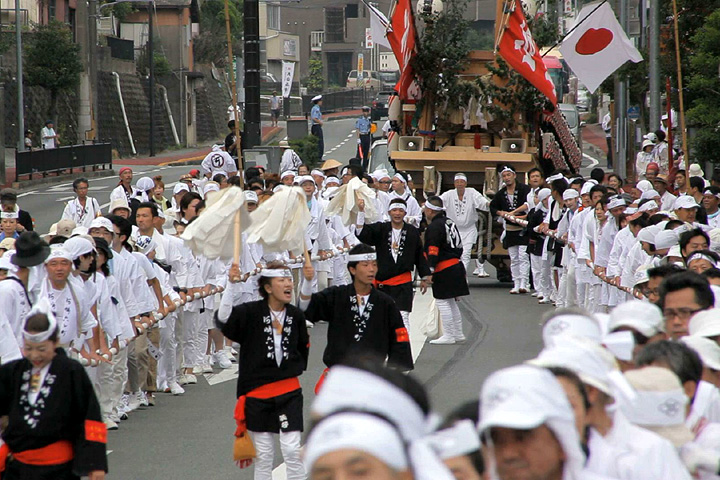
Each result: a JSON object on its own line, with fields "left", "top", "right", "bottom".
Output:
{"left": 663, "top": 308, "right": 702, "bottom": 320}
{"left": 641, "top": 288, "right": 660, "bottom": 298}
{"left": 379, "top": 181, "right": 391, "bottom": 184}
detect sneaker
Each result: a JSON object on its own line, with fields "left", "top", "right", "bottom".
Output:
{"left": 509, "top": 288, "right": 520, "bottom": 294}
{"left": 169, "top": 382, "right": 185, "bottom": 395}
{"left": 454, "top": 335, "right": 467, "bottom": 343}
{"left": 192, "top": 366, "right": 204, "bottom": 375}
{"left": 126, "top": 392, "right": 141, "bottom": 411}
{"left": 429, "top": 335, "right": 456, "bottom": 345}
{"left": 518, "top": 287, "right": 529, "bottom": 294}
{"left": 146, "top": 393, "right": 155, "bottom": 406}
{"left": 224, "top": 346, "right": 238, "bottom": 363}
{"left": 230, "top": 346, "right": 239, "bottom": 356}
{"left": 213, "top": 350, "right": 233, "bottom": 369}
{"left": 538, "top": 297, "right": 552, "bottom": 304}
{"left": 202, "top": 357, "right": 214, "bottom": 373}
{"left": 473, "top": 265, "right": 490, "bottom": 278}
{"left": 104, "top": 418, "right": 119, "bottom": 430}
{"left": 109, "top": 413, "right": 121, "bottom": 424}
{"left": 137, "top": 391, "right": 149, "bottom": 407}
{"left": 531, "top": 291, "right": 540, "bottom": 297}
{"left": 181, "top": 373, "right": 197, "bottom": 385}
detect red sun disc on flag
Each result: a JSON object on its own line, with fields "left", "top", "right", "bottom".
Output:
{"left": 575, "top": 28, "right": 613, "bottom": 55}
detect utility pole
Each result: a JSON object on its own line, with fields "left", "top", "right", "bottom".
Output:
{"left": 15, "top": 0, "right": 24, "bottom": 152}
{"left": 244, "top": 0, "right": 261, "bottom": 148}
{"left": 614, "top": 0, "right": 629, "bottom": 176}
{"left": 148, "top": 1, "right": 155, "bottom": 156}
{"left": 648, "top": 0, "right": 660, "bottom": 131}
{"left": 0, "top": 83, "right": 6, "bottom": 185}
{"left": 89, "top": 0, "right": 99, "bottom": 141}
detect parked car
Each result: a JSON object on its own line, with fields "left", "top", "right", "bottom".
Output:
{"left": 558, "top": 103, "right": 584, "bottom": 153}
{"left": 371, "top": 91, "right": 393, "bottom": 120}
{"left": 346, "top": 70, "right": 382, "bottom": 90}
{"left": 378, "top": 70, "right": 399, "bottom": 90}
{"left": 367, "top": 139, "right": 395, "bottom": 175}
{"left": 576, "top": 88, "right": 590, "bottom": 111}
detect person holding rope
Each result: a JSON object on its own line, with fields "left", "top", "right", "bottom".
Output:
{"left": 216, "top": 262, "right": 309, "bottom": 480}
{"left": 355, "top": 197, "right": 431, "bottom": 331}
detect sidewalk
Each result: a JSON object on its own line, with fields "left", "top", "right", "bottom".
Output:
{"left": 583, "top": 123, "right": 608, "bottom": 156}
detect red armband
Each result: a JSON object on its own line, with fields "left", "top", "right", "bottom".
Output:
{"left": 428, "top": 246, "right": 439, "bottom": 256}
{"left": 396, "top": 327, "right": 409, "bottom": 343}
{"left": 85, "top": 419, "right": 107, "bottom": 444}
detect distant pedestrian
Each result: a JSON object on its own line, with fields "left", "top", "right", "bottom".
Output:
{"left": 225, "top": 120, "right": 239, "bottom": 159}
{"left": 279, "top": 140, "right": 302, "bottom": 173}
{"left": 23, "top": 130, "right": 34, "bottom": 151}
{"left": 602, "top": 111, "right": 612, "bottom": 169}
{"left": 356, "top": 106, "right": 372, "bottom": 170}
{"left": 41, "top": 120, "right": 59, "bottom": 150}
{"left": 311, "top": 95, "right": 324, "bottom": 161}
{"left": 269, "top": 91, "right": 281, "bottom": 127}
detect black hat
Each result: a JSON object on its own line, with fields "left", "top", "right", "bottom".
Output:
{"left": 92, "top": 236, "right": 113, "bottom": 259}
{"left": 0, "top": 188, "right": 17, "bottom": 201}
{"left": 11, "top": 231, "right": 50, "bottom": 267}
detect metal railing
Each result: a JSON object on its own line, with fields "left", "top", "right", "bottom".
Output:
{"left": 301, "top": 88, "right": 368, "bottom": 114}
{"left": 16, "top": 143, "right": 113, "bottom": 178}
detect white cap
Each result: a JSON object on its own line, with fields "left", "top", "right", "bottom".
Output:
{"left": 454, "top": 173, "right": 467, "bottom": 182}
{"left": 311, "top": 169, "right": 326, "bottom": 178}
{"left": 537, "top": 188, "right": 552, "bottom": 203}
{"left": 89, "top": 217, "right": 113, "bottom": 233}
{"left": 173, "top": 183, "right": 190, "bottom": 195}
{"left": 642, "top": 139, "right": 655, "bottom": 149}
{"left": 674, "top": 195, "right": 700, "bottom": 210}
{"left": 109, "top": 195, "right": 131, "bottom": 214}
{"left": 312, "top": 94, "right": 322, "bottom": 102}
{"left": 636, "top": 180, "right": 653, "bottom": 193}
{"left": 608, "top": 196, "right": 627, "bottom": 210}
{"left": 424, "top": 420, "right": 480, "bottom": 460}
{"left": 654, "top": 230, "right": 679, "bottom": 250}
{"left": 245, "top": 190, "right": 259, "bottom": 204}
{"left": 633, "top": 264, "right": 651, "bottom": 286}
{"left": 681, "top": 335, "right": 720, "bottom": 370}
{"left": 609, "top": 300, "right": 663, "bottom": 337}
{"left": 136, "top": 176, "right": 155, "bottom": 192}
{"left": 297, "top": 175, "right": 315, "bottom": 185}
{"left": 528, "top": 335, "right": 624, "bottom": 397}
{"left": 638, "top": 200, "right": 659, "bottom": 212}
{"left": 134, "top": 235, "right": 157, "bottom": 255}
{"left": 689, "top": 309, "right": 720, "bottom": 337}
{"left": 581, "top": 182, "right": 593, "bottom": 195}
{"left": 542, "top": 313, "right": 602, "bottom": 346}
{"left": 62, "top": 236, "right": 96, "bottom": 261}
{"left": 281, "top": 170, "right": 296, "bottom": 180}
{"left": 479, "top": 365, "right": 586, "bottom": 478}
{"left": 641, "top": 189, "right": 660, "bottom": 200}
{"left": 637, "top": 225, "right": 660, "bottom": 244}
{"left": 563, "top": 189, "right": 580, "bottom": 200}
{"left": 644, "top": 132, "right": 658, "bottom": 142}
{"left": 44, "top": 245, "right": 73, "bottom": 263}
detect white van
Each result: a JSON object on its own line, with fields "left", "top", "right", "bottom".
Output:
{"left": 346, "top": 70, "right": 382, "bottom": 90}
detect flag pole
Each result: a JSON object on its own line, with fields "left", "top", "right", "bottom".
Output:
{"left": 540, "top": 0, "right": 608, "bottom": 57}
{"left": 494, "top": 0, "right": 513, "bottom": 53}
{"left": 671, "top": 0, "right": 688, "bottom": 161}
{"left": 225, "top": 0, "right": 243, "bottom": 177}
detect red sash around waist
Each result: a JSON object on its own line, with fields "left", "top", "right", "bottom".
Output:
{"left": 435, "top": 258, "right": 460, "bottom": 273}
{"left": 233, "top": 377, "right": 301, "bottom": 437}
{"left": 373, "top": 271, "right": 413, "bottom": 287}
{"left": 0, "top": 440, "right": 74, "bottom": 472}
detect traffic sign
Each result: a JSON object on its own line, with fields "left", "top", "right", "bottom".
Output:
{"left": 627, "top": 106, "right": 640, "bottom": 121}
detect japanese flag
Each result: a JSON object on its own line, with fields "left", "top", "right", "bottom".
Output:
{"left": 559, "top": 2, "right": 642, "bottom": 93}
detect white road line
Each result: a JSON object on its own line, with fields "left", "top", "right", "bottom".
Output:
{"left": 17, "top": 191, "right": 37, "bottom": 197}
{"left": 100, "top": 202, "right": 110, "bottom": 210}
{"left": 55, "top": 196, "right": 74, "bottom": 202}
{"left": 583, "top": 153, "right": 599, "bottom": 168}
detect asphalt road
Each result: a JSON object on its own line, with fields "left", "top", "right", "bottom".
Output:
{"left": 19, "top": 120, "right": 560, "bottom": 479}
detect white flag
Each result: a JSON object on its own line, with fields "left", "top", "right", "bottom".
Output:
{"left": 559, "top": 2, "right": 642, "bottom": 93}
{"left": 365, "top": 1, "right": 392, "bottom": 49}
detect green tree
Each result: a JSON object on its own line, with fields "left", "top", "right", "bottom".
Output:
{"left": 304, "top": 54, "right": 323, "bottom": 92}
{"left": 289, "top": 134, "right": 320, "bottom": 168}
{"left": 194, "top": 0, "right": 243, "bottom": 66}
{"left": 686, "top": 9, "right": 720, "bottom": 163}
{"left": 24, "top": 21, "right": 83, "bottom": 120}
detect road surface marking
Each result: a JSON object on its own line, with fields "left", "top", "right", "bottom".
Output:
{"left": 55, "top": 196, "right": 74, "bottom": 202}
{"left": 583, "top": 153, "right": 598, "bottom": 168}
{"left": 205, "top": 364, "right": 239, "bottom": 385}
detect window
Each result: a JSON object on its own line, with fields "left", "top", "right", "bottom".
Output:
{"left": 267, "top": 4, "right": 280, "bottom": 31}
{"left": 345, "top": 3, "right": 358, "bottom": 18}
{"left": 324, "top": 6, "right": 344, "bottom": 43}
{"left": 310, "top": 30, "right": 324, "bottom": 51}
{"left": 48, "top": 0, "right": 56, "bottom": 21}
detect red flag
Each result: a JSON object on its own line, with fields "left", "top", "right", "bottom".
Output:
{"left": 497, "top": 0, "right": 557, "bottom": 104}
{"left": 387, "top": 0, "right": 420, "bottom": 101}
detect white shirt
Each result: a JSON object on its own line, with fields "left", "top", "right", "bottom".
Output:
{"left": 280, "top": 148, "right": 302, "bottom": 173}
{"left": 440, "top": 187, "right": 489, "bottom": 230}
{"left": 661, "top": 191, "right": 678, "bottom": 212}
{"left": 62, "top": 197, "right": 101, "bottom": 228}
{"left": 201, "top": 149, "right": 237, "bottom": 176}
{"left": 270, "top": 308, "right": 285, "bottom": 367}
{"left": 40, "top": 278, "right": 97, "bottom": 348}
{"left": 41, "top": 126, "right": 57, "bottom": 149}
{"left": 687, "top": 381, "right": 720, "bottom": 434}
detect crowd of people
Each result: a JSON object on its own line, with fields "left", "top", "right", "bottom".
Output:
{"left": 4, "top": 147, "right": 720, "bottom": 480}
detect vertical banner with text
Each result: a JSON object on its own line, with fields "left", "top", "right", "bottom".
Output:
{"left": 281, "top": 61, "right": 295, "bottom": 98}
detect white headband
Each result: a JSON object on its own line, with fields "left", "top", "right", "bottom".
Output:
{"left": 260, "top": 268, "right": 293, "bottom": 278}
{"left": 1, "top": 211, "right": 18, "bottom": 219}
{"left": 393, "top": 173, "right": 407, "bottom": 185}
{"left": 546, "top": 173, "right": 565, "bottom": 183}
{"left": 425, "top": 201, "right": 444, "bottom": 212}
{"left": 44, "top": 245, "right": 72, "bottom": 264}
{"left": 311, "top": 169, "right": 326, "bottom": 178}
{"left": 304, "top": 413, "right": 407, "bottom": 472}
{"left": 425, "top": 420, "right": 480, "bottom": 460}
{"left": 281, "top": 170, "right": 296, "bottom": 180}
{"left": 388, "top": 201, "right": 407, "bottom": 212}
{"left": 500, "top": 166, "right": 515, "bottom": 175}
{"left": 347, "top": 253, "right": 377, "bottom": 262}
{"left": 454, "top": 173, "right": 467, "bottom": 182}
{"left": 23, "top": 298, "right": 58, "bottom": 343}
{"left": 687, "top": 252, "right": 718, "bottom": 267}
{"left": 620, "top": 389, "right": 688, "bottom": 426}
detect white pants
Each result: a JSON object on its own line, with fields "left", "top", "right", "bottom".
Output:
{"left": 556, "top": 268, "right": 567, "bottom": 307}
{"left": 400, "top": 310, "right": 410, "bottom": 331}
{"left": 436, "top": 299, "right": 464, "bottom": 339}
{"left": 508, "top": 245, "right": 530, "bottom": 289}
{"left": 182, "top": 310, "right": 202, "bottom": 369}
{"left": 530, "top": 255, "right": 546, "bottom": 297}
{"left": 541, "top": 254, "right": 554, "bottom": 299}
{"left": 459, "top": 227, "right": 478, "bottom": 273}
{"left": 251, "top": 431, "right": 305, "bottom": 480}
{"left": 158, "top": 312, "right": 178, "bottom": 389}
{"left": 97, "top": 345, "right": 126, "bottom": 419}
{"left": 565, "top": 263, "right": 577, "bottom": 307}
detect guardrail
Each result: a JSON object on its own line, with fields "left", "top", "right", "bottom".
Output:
{"left": 301, "top": 88, "right": 370, "bottom": 114}
{"left": 15, "top": 143, "right": 113, "bottom": 179}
